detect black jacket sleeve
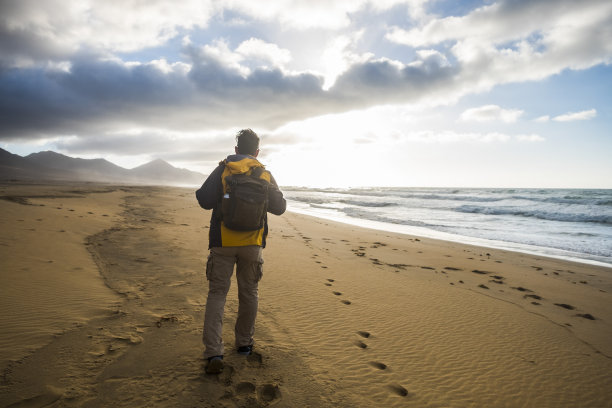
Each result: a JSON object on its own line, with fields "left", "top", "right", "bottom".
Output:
{"left": 195, "top": 164, "right": 224, "bottom": 210}
{"left": 267, "top": 173, "right": 287, "bottom": 216}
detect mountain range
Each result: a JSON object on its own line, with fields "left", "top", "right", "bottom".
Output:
{"left": 0, "top": 148, "right": 206, "bottom": 186}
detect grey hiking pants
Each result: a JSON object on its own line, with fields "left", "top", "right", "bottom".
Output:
{"left": 203, "top": 245, "right": 263, "bottom": 358}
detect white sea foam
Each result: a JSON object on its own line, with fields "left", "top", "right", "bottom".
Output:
{"left": 283, "top": 187, "right": 612, "bottom": 267}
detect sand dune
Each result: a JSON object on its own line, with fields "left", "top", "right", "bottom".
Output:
{"left": 1, "top": 183, "right": 611, "bottom": 407}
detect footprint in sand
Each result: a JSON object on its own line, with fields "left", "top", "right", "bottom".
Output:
{"left": 333, "top": 291, "right": 342, "bottom": 296}
{"left": 370, "top": 258, "right": 383, "bottom": 265}
{"left": 357, "top": 331, "right": 370, "bottom": 338}
{"left": 388, "top": 384, "right": 410, "bottom": 397}
{"left": 354, "top": 340, "right": 368, "bottom": 349}
{"left": 554, "top": 303, "right": 576, "bottom": 310}
{"left": 524, "top": 294, "right": 542, "bottom": 300}
{"left": 327, "top": 279, "right": 335, "bottom": 282}
{"left": 236, "top": 381, "right": 256, "bottom": 394}
{"left": 369, "top": 361, "right": 387, "bottom": 370}
{"left": 216, "top": 364, "right": 235, "bottom": 383}
{"left": 341, "top": 300, "right": 352, "bottom": 305}
{"left": 257, "top": 384, "right": 282, "bottom": 404}
{"left": 324, "top": 283, "right": 332, "bottom": 287}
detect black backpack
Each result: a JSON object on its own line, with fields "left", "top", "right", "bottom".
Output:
{"left": 220, "top": 167, "right": 269, "bottom": 231}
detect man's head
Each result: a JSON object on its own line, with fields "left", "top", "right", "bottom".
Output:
{"left": 235, "top": 128, "right": 260, "bottom": 157}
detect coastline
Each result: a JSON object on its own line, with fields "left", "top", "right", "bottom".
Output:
{"left": 1, "top": 183, "right": 611, "bottom": 407}
{"left": 287, "top": 202, "right": 612, "bottom": 268}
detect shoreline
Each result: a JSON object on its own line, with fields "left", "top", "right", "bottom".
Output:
{"left": 2, "top": 183, "right": 612, "bottom": 407}
{"left": 286, "top": 205, "right": 612, "bottom": 268}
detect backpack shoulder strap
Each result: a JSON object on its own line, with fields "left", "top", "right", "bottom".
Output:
{"left": 250, "top": 166, "right": 264, "bottom": 179}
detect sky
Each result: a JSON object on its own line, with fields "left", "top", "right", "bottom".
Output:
{"left": 0, "top": 0, "right": 611, "bottom": 188}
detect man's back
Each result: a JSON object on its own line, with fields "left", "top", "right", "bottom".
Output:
{"left": 196, "top": 129, "right": 285, "bottom": 375}
{"left": 196, "top": 154, "right": 286, "bottom": 248}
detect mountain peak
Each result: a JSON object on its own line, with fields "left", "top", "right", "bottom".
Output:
{"left": 132, "top": 158, "right": 173, "bottom": 171}
{"left": 26, "top": 150, "right": 69, "bottom": 159}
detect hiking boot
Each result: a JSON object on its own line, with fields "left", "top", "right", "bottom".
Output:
{"left": 237, "top": 345, "right": 253, "bottom": 355}
{"left": 205, "top": 356, "right": 224, "bottom": 374}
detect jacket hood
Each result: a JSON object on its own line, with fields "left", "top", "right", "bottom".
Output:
{"left": 224, "top": 154, "right": 264, "bottom": 175}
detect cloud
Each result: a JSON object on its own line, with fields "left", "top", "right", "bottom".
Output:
{"left": 222, "top": 0, "right": 408, "bottom": 30}
{"left": 387, "top": 0, "right": 612, "bottom": 91}
{"left": 386, "top": 0, "right": 612, "bottom": 48}
{"left": 0, "top": 57, "right": 200, "bottom": 138}
{"left": 0, "top": 0, "right": 609, "bottom": 154}
{"left": 0, "top": 0, "right": 216, "bottom": 66}
{"left": 235, "top": 38, "right": 292, "bottom": 68}
{"left": 534, "top": 115, "right": 550, "bottom": 123}
{"left": 552, "top": 109, "right": 597, "bottom": 122}
{"left": 0, "top": 40, "right": 462, "bottom": 140}
{"left": 318, "top": 32, "right": 374, "bottom": 90}
{"left": 0, "top": 0, "right": 408, "bottom": 68}
{"left": 330, "top": 51, "right": 458, "bottom": 106}
{"left": 460, "top": 105, "right": 523, "bottom": 123}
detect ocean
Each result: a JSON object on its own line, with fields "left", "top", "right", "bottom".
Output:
{"left": 283, "top": 187, "right": 612, "bottom": 267}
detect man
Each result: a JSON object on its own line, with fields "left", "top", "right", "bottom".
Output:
{"left": 196, "top": 129, "right": 286, "bottom": 374}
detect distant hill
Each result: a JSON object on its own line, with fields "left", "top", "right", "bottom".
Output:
{"left": 0, "top": 148, "right": 74, "bottom": 180}
{"left": 0, "top": 148, "right": 206, "bottom": 186}
{"left": 25, "top": 151, "right": 130, "bottom": 182}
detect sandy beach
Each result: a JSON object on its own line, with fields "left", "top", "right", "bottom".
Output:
{"left": 1, "top": 182, "right": 611, "bottom": 408}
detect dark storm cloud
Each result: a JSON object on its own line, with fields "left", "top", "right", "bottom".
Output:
{"left": 0, "top": 43, "right": 458, "bottom": 145}
{"left": 0, "top": 0, "right": 79, "bottom": 67}
{"left": 0, "top": 25, "right": 67, "bottom": 66}
{"left": 331, "top": 53, "right": 458, "bottom": 104}
{"left": 182, "top": 45, "right": 335, "bottom": 128}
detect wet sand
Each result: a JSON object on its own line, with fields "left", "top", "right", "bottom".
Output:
{"left": 1, "top": 182, "right": 611, "bottom": 407}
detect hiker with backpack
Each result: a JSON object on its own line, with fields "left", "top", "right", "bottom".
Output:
{"left": 195, "top": 128, "right": 286, "bottom": 374}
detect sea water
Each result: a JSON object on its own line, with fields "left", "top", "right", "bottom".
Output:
{"left": 283, "top": 187, "right": 612, "bottom": 267}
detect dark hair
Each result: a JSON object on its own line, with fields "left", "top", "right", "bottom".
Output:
{"left": 235, "top": 128, "right": 260, "bottom": 155}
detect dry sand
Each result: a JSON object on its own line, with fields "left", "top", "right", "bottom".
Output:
{"left": 1, "top": 182, "right": 611, "bottom": 407}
